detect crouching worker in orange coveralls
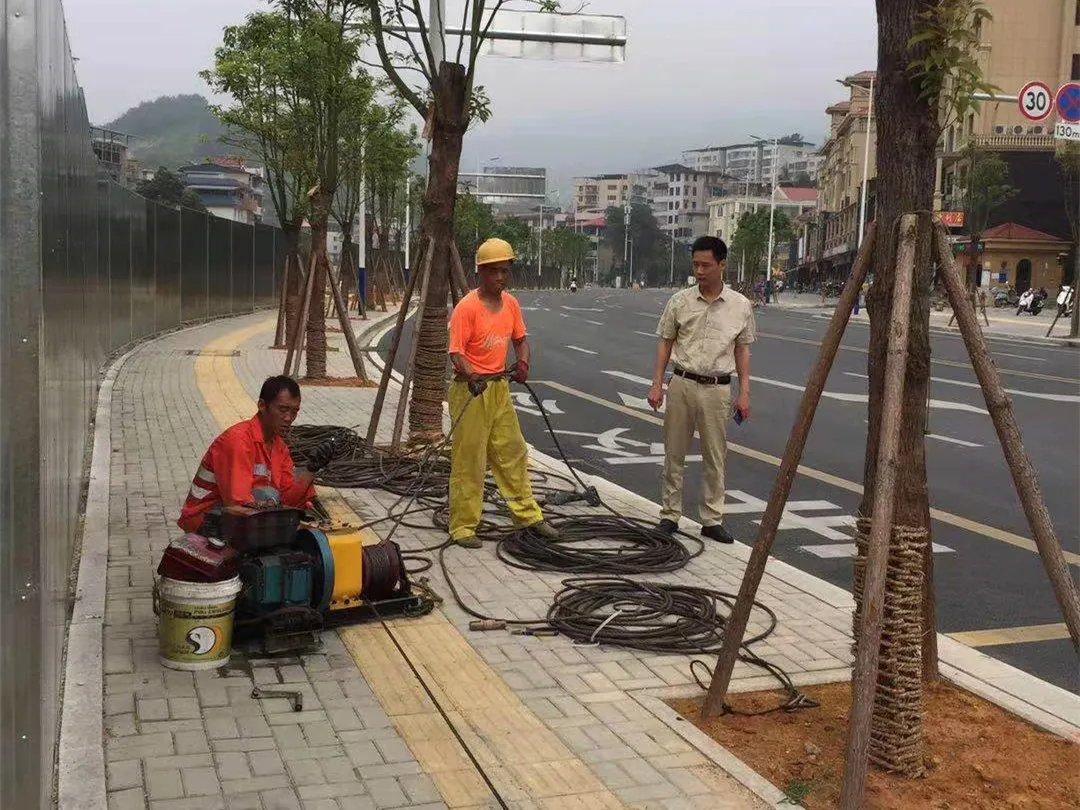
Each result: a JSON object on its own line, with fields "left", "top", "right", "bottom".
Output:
{"left": 446, "top": 238, "right": 560, "bottom": 548}
{"left": 178, "top": 376, "right": 337, "bottom": 536}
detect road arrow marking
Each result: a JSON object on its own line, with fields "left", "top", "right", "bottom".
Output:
{"left": 510, "top": 392, "right": 563, "bottom": 417}
{"left": 617, "top": 391, "right": 663, "bottom": 413}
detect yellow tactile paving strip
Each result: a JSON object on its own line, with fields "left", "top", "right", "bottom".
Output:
{"left": 193, "top": 318, "right": 627, "bottom": 809}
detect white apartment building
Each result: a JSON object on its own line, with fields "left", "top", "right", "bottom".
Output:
{"left": 652, "top": 164, "right": 732, "bottom": 239}
{"left": 682, "top": 141, "right": 823, "bottom": 185}
{"left": 707, "top": 187, "right": 818, "bottom": 245}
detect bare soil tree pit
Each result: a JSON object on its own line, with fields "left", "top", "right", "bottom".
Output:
{"left": 297, "top": 376, "right": 377, "bottom": 388}
{"left": 669, "top": 681, "right": 1079, "bottom": 809}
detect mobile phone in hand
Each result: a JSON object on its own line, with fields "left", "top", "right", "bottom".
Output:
{"left": 732, "top": 408, "right": 744, "bottom": 425}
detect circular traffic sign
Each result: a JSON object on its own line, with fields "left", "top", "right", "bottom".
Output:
{"left": 1019, "top": 81, "right": 1052, "bottom": 121}
{"left": 1056, "top": 83, "right": 1080, "bottom": 123}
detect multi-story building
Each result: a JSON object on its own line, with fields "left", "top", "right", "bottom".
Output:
{"left": 458, "top": 166, "right": 547, "bottom": 218}
{"left": 180, "top": 157, "right": 265, "bottom": 224}
{"left": 571, "top": 172, "right": 655, "bottom": 215}
{"left": 91, "top": 126, "right": 141, "bottom": 188}
{"left": 937, "top": 0, "right": 1073, "bottom": 279}
{"left": 707, "top": 188, "right": 818, "bottom": 244}
{"left": 813, "top": 71, "right": 877, "bottom": 278}
{"left": 682, "top": 141, "right": 824, "bottom": 185}
{"left": 651, "top": 164, "right": 736, "bottom": 239}
{"left": 811, "top": 3, "right": 1078, "bottom": 287}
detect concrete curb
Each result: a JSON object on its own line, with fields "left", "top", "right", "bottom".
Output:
{"left": 58, "top": 345, "right": 138, "bottom": 810}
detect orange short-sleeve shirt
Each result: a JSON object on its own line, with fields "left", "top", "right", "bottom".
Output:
{"left": 447, "top": 290, "right": 527, "bottom": 374}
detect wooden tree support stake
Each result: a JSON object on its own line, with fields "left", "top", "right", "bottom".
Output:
{"left": 838, "top": 214, "right": 919, "bottom": 810}
{"left": 450, "top": 242, "right": 471, "bottom": 300}
{"left": 933, "top": 222, "right": 1080, "bottom": 646}
{"left": 364, "top": 237, "right": 429, "bottom": 448}
{"left": 702, "top": 223, "right": 878, "bottom": 718}
{"left": 326, "top": 261, "right": 367, "bottom": 380}
{"left": 284, "top": 251, "right": 318, "bottom": 377}
{"left": 390, "top": 240, "right": 435, "bottom": 452}
{"left": 273, "top": 252, "right": 291, "bottom": 348}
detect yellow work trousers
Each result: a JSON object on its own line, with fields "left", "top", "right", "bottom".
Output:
{"left": 448, "top": 379, "right": 544, "bottom": 540}
{"left": 660, "top": 374, "right": 731, "bottom": 526}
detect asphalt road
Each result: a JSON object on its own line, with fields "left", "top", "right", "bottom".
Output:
{"left": 381, "top": 285, "right": 1080, "bottom": 692}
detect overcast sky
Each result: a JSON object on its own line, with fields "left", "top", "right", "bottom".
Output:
{"left": 64, "top": 0, "right": 877, "bottom": 189}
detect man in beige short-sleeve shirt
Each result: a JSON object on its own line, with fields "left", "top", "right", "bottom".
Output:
{"left": 647, "top": 236, "right": 755, "bottom": 543}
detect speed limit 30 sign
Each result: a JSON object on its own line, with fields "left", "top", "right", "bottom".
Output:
{"left": 1019, "top": 80, "right": 1053, "bottom": 122}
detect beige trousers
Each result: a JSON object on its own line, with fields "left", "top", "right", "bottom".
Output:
{"left": 660, "top": 374, "right": 731, "bottom": 526}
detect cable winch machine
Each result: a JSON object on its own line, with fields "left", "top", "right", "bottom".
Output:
{"left": 159, "top": 507, "right": 430, "bottom": 653}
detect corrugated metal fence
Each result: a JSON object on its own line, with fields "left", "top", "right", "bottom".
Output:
{"left": 0, "top": 2, "right": 281, "bottom": 806}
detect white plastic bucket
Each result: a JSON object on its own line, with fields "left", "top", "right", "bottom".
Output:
{"left": 155, "top": 575, "right": 242, "bottom": 671}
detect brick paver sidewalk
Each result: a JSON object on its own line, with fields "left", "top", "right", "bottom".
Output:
{"left": 83, "top": 307, "right": 1077, "bottom": 810}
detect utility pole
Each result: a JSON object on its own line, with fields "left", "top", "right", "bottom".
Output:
{"left": 669, "top": 234, "right": 675, "bottom": 285}
{"left": 623, "top": 199, "right": 631, "bottom": 287}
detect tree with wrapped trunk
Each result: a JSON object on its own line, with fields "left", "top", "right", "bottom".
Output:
{"left": 361, "top": 0, "right": 559, "bottom": 441}
{"left": 202, "top": 10, "right": 314, "bottom": 347}
{"left": 854, "top": 0, "right": 994, "bottom": 779}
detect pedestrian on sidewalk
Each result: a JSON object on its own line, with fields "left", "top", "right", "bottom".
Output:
{"left": 647, "top": 236, "right": 755, "bottom": 544}
{"left": 447, "top": 237, "right": 559, "bottom": 549}
{"left": 178, "top": 376, "right": 337, "bottom": 536}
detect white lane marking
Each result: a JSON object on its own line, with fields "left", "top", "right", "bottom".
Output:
{"left": 637, "top": 312, "right": 659, "bottom": 317}
{"left": 801, "top": 542, "right": 955, "bottom": 559}
{"left": 586, "top": 320, "right": 604, "bottom": 326}
{"left": 566, "top": 345, "right": 597, "bottom": 355}
{"left": 605, "top": 370, "right": 654, "bottom": 385}
{"left": 561, "top": 306, "right": 604, "bottom": 312}
{"left": 559, "top": 313, "right": 570, "bottom": 318}
{"left": 617, "top": 391, "right": 664, "bottom": 413}
{"left": 845, "top": 371, "right": 1080, "bottom": 404}
{"left": 634, "top": 331, "right": 656, "bottom": 339}
{"left": 993, "top": 351, "right": 1045, "bottom": 362}
{"left": 926, "top": 433, "right": 982, "bottom": 448}
{"left": 607, "top": 454, "right": 700, "bottom": 466}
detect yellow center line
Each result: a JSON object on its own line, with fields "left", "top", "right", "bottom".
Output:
{"left": 947, "top": 623, "right": 1071, "bottom": 647}
{"left": 756, "top": 330, "right": 1080, "bottom": 385}
{"left": 193, "top": 319, "right": 626, "bottom": 810}
{"left": 533, "top": 379, "right": 1080, "bottom": 568}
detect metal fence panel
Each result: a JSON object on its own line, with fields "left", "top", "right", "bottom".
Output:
{"left": 0, "top": 3, "right": 283, "bottom": 805}
{"left": 254, "top": 223, "right": 278, "bottom": 308}
{"left": 130, "top": 190, "right": 154, "bottom": 339}
{"left": 155, "top": 204, "right": 182, "bottom": 331}
{"left": 180, "top": 207, "right": 209, "bottom": 322}
{"left": 231, "top": 219, "right": 254, "bottom": 315}
{"left": 208, "top": 216, "right": 233, "bottom": 318}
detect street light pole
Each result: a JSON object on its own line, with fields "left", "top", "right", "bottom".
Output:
{"left": 858, "top": 75, "right": 874, "bottom": 248}
{"left": 623, "top": 199, "right": 631, "bottom": 286}
{"left": 669, "top": 233, "right": 675, "bottom": 285}
{"left": 765, "top": 138, "right": 777, "bottom": 285}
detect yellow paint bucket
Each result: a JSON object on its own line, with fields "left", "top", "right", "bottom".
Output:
{"left": 155, "top": 575, "right": 242, "bottom": 670}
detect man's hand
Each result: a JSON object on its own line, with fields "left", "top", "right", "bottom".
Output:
{"left": 734, "top": 392, "right": 751, "bottom": 422}
{"left": 647, "top": 382, "right": 665, "bottom": 411}
{"left": 306, "top": 437, "right": 340, "bottom": 473}
{"left": 509, "top": 359, "right": 530, "bottom": 384}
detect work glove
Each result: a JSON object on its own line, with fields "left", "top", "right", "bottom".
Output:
{"left": 306, "top": 437, "right": 340, "bottom": 473}
{"left": 509, "top": 360, "right": 530, "bottom": 384}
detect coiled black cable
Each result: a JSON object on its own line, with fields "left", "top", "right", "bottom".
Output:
{"left": 497, "top": 515, "right": 703, "bottom": 574}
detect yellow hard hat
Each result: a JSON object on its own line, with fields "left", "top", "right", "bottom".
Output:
{"left": 476, "top": 237, "right": 515, "bottom": 267}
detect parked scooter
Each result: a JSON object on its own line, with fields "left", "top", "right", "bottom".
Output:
{"left": 569, "top": 279, "right": 578, "bottom": 292}
{"left": 1016, "top": 287, "right": 1046, "bottom": 316}
{"left": 1056, "top": 284, "right": 1074, "bottom": 317}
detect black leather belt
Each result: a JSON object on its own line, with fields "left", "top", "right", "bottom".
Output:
{"left": 673, "top": 367, "right": 731, "bottom": 385}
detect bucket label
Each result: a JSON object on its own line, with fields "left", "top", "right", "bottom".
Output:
{"left": 159, "top": 597, "right": 236, "bottom": 663}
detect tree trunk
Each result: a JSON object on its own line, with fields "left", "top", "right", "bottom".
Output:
{"left": 855, "top": 0, "right": 939, "bottom": 776}
{"left": 282, "top": 222, "right": 303, "bottom": 348}
{"left": 305, "top": 190, "right": 333, "bottom": 380}
{"left": 407, "top": 62, "right": 468, "bottom": 442}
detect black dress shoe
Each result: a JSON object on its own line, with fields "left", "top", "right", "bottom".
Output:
{"left": 701, "top": 524, "right": 735, "bottom": 544}
{"left": 657, "top": 519, "right": 678, "bottom": 535}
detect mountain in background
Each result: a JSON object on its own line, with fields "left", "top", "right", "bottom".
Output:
{"left": 104, "top": 94, "right": 241, "bottom": 171}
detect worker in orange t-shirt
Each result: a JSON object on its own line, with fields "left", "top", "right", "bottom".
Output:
{"left": 446, "top": 238, "right": 559, "bottom": 548}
